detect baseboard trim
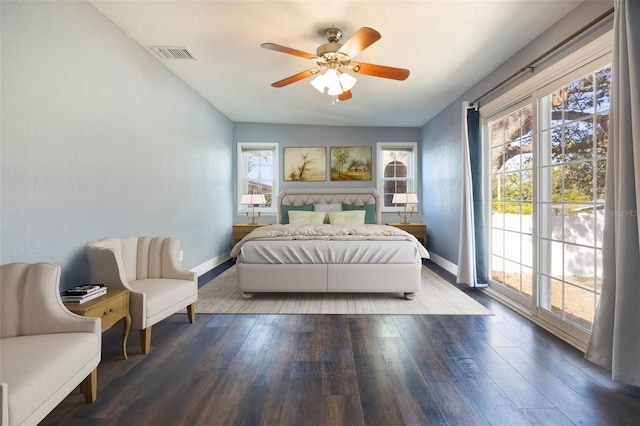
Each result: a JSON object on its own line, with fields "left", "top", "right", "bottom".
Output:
{"left": 428, "top": 253, "right": 458, "bottom": 276}
{"left": 190, "top": 252, "right": 231, "bottom": 277}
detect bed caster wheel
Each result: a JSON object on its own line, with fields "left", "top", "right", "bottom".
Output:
{"left": 242, "top": 292, "right": 255, "bottom": 299}
{"left": 404, "top": 292, "right": 416, "bottom": 300}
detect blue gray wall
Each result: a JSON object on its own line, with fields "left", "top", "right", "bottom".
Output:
{"left": 420, "top": 0, "right": 613, "bottom": 268}
{"left": 1, "top": 1, "right": 234, "bottom": 289}
{"left": 1, "top": 0, "right": 613, "bottom": 289}
{"left": 234, "top": 123, "right": 421, "bottom": 224}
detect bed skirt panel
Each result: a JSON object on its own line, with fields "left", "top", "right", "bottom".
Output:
{"left": 237, "top": 263, "right": 328, "bottom": 292}
{"left": 236, "top": 262, "right": 421, "bottom": 294}
{"left": 327, "top": 263, "right": 421, "bottom": 293}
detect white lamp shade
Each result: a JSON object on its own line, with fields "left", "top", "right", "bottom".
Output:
{"left": 325, "top": 69, "right": 342, "bottom": 96}
{"left": 241, "top": 194, "right": 266, "bottom": 205}
{"left": 310, "top": 73, "right": 326, "bottom": 93}
{"left": 339, "top": 71, "right": 357, "bottom": 91}
{"left": 310, "top": 68, "right": 357, "bottom": 97}
{"left": 392, "top": 193, "right": 418, "bottom": 204}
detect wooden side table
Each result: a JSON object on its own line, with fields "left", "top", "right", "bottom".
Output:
{"left": 65, "top": 289, "right": 131, "bottom": 360}
{"left": 232, "top": 223, "right": 271, "bottom": 246}
{"left": 386, "top": 222, "right": 427, "bottom": 247}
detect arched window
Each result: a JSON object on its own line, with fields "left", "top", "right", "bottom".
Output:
{"left": 377, "top": 143, "right": 417, "bottom": 211}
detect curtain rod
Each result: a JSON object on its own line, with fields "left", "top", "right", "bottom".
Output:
{"left": 470, "top": 7, "right": 614, "bottom": 107}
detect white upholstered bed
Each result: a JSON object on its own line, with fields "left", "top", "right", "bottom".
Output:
{"left": 231, "top": 187, "right": 429, "bottom": 299}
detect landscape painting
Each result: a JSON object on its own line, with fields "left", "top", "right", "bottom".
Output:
{"left": 330, "top": 146, "right": 372, "bottom": 181}
{"left": 283, "top": 147, "right": 326, "bottom": 181}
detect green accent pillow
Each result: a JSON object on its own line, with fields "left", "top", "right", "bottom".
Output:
{"left": 280, "top": 203, "right": 314, "bottom": 224}
{"left": 342, "top": 203, "right": 377, "bottom": 224}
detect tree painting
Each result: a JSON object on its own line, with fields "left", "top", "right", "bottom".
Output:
{"left": 330, "top": 146, "right": 372, "bottom": 181}
{"left": 332, "top": 147, "right": 351, "bottom": 179}
{"left": 283, "top": 147, "right": 326, "bottom": 181}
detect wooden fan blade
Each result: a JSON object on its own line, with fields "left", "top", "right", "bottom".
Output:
{"left": 271, "top": 69, "right": 316, "bottom": 88}
{"left": 337, "top": 27, "right": 381, "bottom": 58}
{"left": 352, "top": 62, "right": 410, "bottom": 80}
{"left": 338, "top": 90, "right": 353, "bottom": 101}
{"left": 261, "top": 43, "right": 316, "bottom": 60}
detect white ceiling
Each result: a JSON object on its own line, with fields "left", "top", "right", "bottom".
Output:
{"left": 88, "top": 0, "right": 583, "bottom": 128}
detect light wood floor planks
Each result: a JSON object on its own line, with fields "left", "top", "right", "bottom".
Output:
{"left": 43, "top": 261, "right": 640, "bottom": 425}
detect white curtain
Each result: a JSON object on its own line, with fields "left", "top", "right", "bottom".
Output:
{"left": 457, "top": 102, "right": 487, "bottom": 288}
{"left": 585, "top": 0, "right": 640, "bottom": 387}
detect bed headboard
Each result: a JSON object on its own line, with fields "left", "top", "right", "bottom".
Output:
{"left": 276, "top": 187, "right": 381, "bottom": 224}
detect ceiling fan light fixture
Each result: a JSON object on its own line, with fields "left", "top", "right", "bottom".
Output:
{"left": 325, "top": 69, "right": 343, "bottom": 96}
{"left": 262, "top": 26, "right": 409, "bottom": 103}
{"left": 327, "top": 86, "right": 342, "bottom": 96}
{"left": 310, "top": 72, "right": 327, "bottom": 93}
{"left": 310, "top": 68, "right": 356, "bottom": 98}
{"left": 338, "top": 71, "right": 357, "bottom": 91}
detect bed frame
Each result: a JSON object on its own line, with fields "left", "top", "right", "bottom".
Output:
{"left": 237, "top": 187, "right": 422, "bottom": 299}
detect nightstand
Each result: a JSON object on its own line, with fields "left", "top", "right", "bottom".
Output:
{"left": 386, "top": 222, "right": 427, "bottom": 247}
{"left": 232, "top": 223, "right": 271, "bottom": 246}
{"left": 65, "top": 289, "right": 131, "bottom": 360}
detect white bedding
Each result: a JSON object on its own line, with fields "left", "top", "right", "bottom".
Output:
{"left": 239, "top": 240, "right": 421, "bottom": 264}
{"left": 230, "top": 223, "right": 430, "bottom": 260}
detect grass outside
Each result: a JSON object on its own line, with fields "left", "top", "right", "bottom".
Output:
{"left": 330, "top": 171, "right": 371, "bottom": 181}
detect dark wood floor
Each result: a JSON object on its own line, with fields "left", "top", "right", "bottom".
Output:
{"left": 43, "top": 261, "right": 640, "bottom": 425}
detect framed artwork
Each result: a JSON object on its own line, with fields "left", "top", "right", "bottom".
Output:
{"left": 330, "top": 146, "right": 372, "bottom": 181}
{"left": 283, "top": 147, "right": 327, "bottom": 181}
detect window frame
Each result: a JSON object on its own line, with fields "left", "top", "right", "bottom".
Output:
{"left": 484, "top": 99, "right": 536, "bottom": 310}
{"left": 532, "top": 58, "right": 610, "bottom": 344}
{"left": 236, "top": 142, "right": 279, "bottom": 215}
{"left": 480, "top": 31, "right": 612, "bottom": 349}
{"left": 376, "top": 142, "right": 418, "bottom": 213}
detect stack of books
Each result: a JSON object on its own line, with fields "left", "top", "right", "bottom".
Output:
{"left": 61, "top": 284, "right": 107, "bottom": 304}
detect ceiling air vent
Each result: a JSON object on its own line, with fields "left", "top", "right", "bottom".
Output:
{"left": 150, "top": 46, "right": 196, "bottom": 60}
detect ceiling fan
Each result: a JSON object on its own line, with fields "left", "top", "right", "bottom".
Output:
{"left": 261, "top": 27, "right": 410, "bottom": 102}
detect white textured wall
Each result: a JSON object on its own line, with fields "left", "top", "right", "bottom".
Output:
{"left": 1, "top": 1, "right": 234, "bottom": 288}
{"left": 492, "top": 214, "right": 603, "bottom": 276}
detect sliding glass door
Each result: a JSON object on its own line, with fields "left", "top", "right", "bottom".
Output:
{"left": 490, "top": 102, "right": 534, "bottom": 306}
{"left": 487, "top": 59, "right": 611, "bottom": 345}
{"left": 535, "top": 64, "right": 610, "bottom": 341}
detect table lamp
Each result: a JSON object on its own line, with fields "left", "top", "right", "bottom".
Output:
{"left": 240, "top": 194, "right": 266, "bottom": 224}
{"left": 392, "top": 193, "right": 418, "bottom": 223}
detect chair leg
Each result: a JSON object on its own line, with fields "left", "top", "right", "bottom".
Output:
{"left": 187, "top": 303, "right": 196, "bottom": 323}
{"left": 80, "top": 368, "right": 97, "bottom": 403}
{"left": 140, "top": 326, "right": 152, "bottom": 354}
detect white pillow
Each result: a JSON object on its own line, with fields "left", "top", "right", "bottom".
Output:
{"left": 288, "top": 210, "right": 326, "bottom": 225}
{"left": 328, "top": 210, "right": 366, "bottom": 225}
{"left": 314, "top": 203, "right": 342, "bottom": 223}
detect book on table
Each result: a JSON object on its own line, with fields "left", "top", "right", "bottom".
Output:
{"left": 62, "top": 288, "right": 107, "bottom": 304}
{"left": 61, "top": 285, "right": 107, "bottom": 304}
{"left": 63, "top": 284, "right": 106, "bottom": 296}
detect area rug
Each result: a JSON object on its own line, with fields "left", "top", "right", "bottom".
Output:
{"left": 193, "top": 266, "right": 492, "bottom": 315}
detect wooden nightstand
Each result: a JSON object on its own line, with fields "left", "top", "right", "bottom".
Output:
{"left": 386, "top": 222, "right": 427, "bottom": 247}
{"left": 232, "top": 223, "right": 271, "bottom": 246}
{"left": 65, "top": 289, "right": 131, "bottom": 360}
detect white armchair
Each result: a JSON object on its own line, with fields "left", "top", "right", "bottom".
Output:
{"left": 85, "top": 237, "right": 197, "bottom": 354}
{"left": 0, "top": 262, "right": 101, "bottom": 426}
